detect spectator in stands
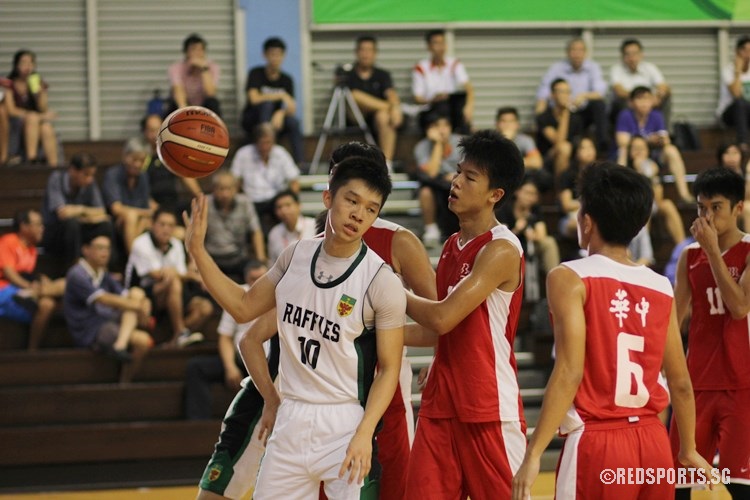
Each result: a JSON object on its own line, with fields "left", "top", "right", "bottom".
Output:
{"left": 0, "top": 209, "right": 65, "bottom": 350}
{"left": 628, "top": 226, "right": 655, "bottom": 267}
{"left": 496, "top": 174, "right": 560, "bottom": 278}
{"left": 343, "top": 35, "right": 403, "bottom": 165}
{"left": 626, "top": 135, "right": 685, "bottom": 245}
{"left": 610, "top": 38, "right": 672, "bottom": 127}
{"left": 184, "top": 260, "right": 267, "bottom": 420}
{"left": 3, "top": 49, "right": 59, "bottom": 165}
{"left": 230, "top": 123, "right": 300, "bottom": 235}
{"left": 241, "top": 37, "right": 303, "bottom": 164}
{"left": 125, "top": 209, "right": 211, "bottom": 348}
{"left": 102, "top": 138, "right": 157, "bottom": 253}
{"left": 536, "top": 38, "right": 608, "bottom": 152}
{"left": 558, "top": 137, "right": 596, "bottom": 240}
{"left": 536, "top": 78, "right": 584, "bottom": 176}
{"left": 718, "top": 35, "right": 750, "bottom": 148}
{"left": 141, "top": 113, "right": 202, "bottom": 219}
{"left": 496, "top": 106, "right": 551, "bottom": 191}
{"left": 0, "top": 83, "right": 8, "bottom": 165}
{"left": 615, "top": 86, "right": 692, "bottom": 203}
{"left": 42, "top": 152, "right": 114, "bottom": 267}
{"left": 267, "top": 190, "right": 317, "bottom": 265}
{"left": 717, "top": 141, "right": 750, "bottom": 230}
{"left": 166, "top": 33, "right": 221, "bottom": 116}
{"left": 63, "top": 233, "right": 153, "bottom": 384}
{"left": 412, "top": 29, "right": 474, "bottom": 134}
{"left": 413, "top": 112, "right": 461, "bottom": 247}
{"left": 205, "top": 170, "right": 266, "bottom": 282}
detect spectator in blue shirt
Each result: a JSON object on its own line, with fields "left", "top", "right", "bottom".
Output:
{"left": 536, "top": 38, "right": 609, "bottom": 152}
{"left": 63, "top": 233, "right": 153, "bottom": 384}
{"left": 102, "top": 137, "right": 157, "bottom": 252}
{"left": 615, "top": 86, "right": 692, "bottom": 203}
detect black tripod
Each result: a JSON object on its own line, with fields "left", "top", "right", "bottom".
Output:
{"left": 310, "top": 84, "right": 376, "bottom": 174}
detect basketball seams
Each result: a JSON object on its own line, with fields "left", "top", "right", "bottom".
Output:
{"left": 156, "top": 105, "right": 230, "bottom": 179}
{"left": 159, "top": 128, "right": 230, "bottom": 156}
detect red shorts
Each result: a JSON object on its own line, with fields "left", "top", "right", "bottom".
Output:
{"left": 405, "top": 416, "right": 526, "bottom": 499}
{"left": 556, "top": 416, "right": 673, "bottom": 500}
{"left": 669, "top": 389, "right": 750, "bottom": 484}
{"left": 377, "top": 379, "right": 412, "bottom": 500}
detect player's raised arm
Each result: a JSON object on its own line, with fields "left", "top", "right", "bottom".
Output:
{"left": 184, "top": 195, "right": 276, "bottom": 323}
{"left": 512, "top": 265, "right": 586, "bottom": 499}
{"left": 406, "top": 238, "right": 520, "bottom": 334}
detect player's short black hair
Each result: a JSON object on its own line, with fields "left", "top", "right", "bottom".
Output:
{"left": 692, "top": 166, "right": 745, "bottom": 207}
{"left": 578, "top": 162, "right": 653, "bottom": 246}
{"left": 356, "top": 35, "right": 377, "bottom": 49}
{"left": 629, "top": 86, "right": 652, "bottom": 100}
{"left": 496, "top": 107, "right": 519, "bottom": 121}
{"left": 328, "top": 141, "right": 386, "bottom": 174}
{"left": 620, "top": 38, "right": 643, "bottom": 53}
{"left": 425, "top": 29, "right": 445, "bottom": 44}
{"left": 70, "top": 152, "right": 98, "bottom": 170}
{"left": 328, "top": 157, "right": 391, "bottom": 209}
{"left": 458, "top": 130, "right": 524, "bottom": 208}
{"left": 183, "top": 33, "right": 206, "bottom": 53}
{"left": 263, "top": 37, "right": 286, "bottom": 52}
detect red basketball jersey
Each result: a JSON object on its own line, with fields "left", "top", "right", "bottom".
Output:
{"left": 420, "top": 224, "right": 525, "bottom": 423}
{"left": 685, "top": 236, "right": 750, "bottom": 390}
{"left": 559, "top": 255, "right": 672, "bottom": 434}
{"left": 362, "top": 218, "right": 398, "bottom": 267}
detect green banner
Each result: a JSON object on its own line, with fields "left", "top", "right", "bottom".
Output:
{"left": 313, "top": 0, "right": 750, "bottom": 24}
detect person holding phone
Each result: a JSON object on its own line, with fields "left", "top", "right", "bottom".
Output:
{"left": 3, "top": 49, "right": 58, "bottom": 166}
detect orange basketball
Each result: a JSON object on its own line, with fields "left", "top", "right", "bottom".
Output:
{"left": 156, "top": 106, "right": 230, "bottom": 178}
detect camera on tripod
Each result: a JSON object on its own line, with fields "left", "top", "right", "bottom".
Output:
{"left": 333, "top": 63, "right": 353, "bottom": 87}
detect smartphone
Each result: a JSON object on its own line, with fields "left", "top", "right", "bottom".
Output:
{"left": 28, "top": 73, "right": 41, "bottom": 94}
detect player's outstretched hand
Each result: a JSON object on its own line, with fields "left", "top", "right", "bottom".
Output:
{"left": 339, "top": 429, "right": 372, "bottom": 485}
{"left": 183, "top": 195, "right": 208, "bottom": 257}
{"left": 511, "top": 455, "right": 540, "bottom": 500}
{"left": 678, "top": 449, "right": 715, "bottom": 490}
{"left": 257, "top": 399, "right": 279, "bottom": 446}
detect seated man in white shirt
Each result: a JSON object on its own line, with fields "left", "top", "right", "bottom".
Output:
{"left": 230, "top": 124, "right": 301, "bottom": 236}
{"left": 610, "top": 38, "right": 672, "bottom": 126}
{"left": 267, "top": 190, "right": 317, "bottom": 265}
{"left": 125, "top": 208, "right": 214, "bottom": 347}
{"left": 412, "top": 29, "right": 474, "bottom": 134}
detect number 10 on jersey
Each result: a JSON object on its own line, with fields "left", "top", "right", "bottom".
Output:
{"left": 298, "top": 337, "right": 321, "bottom": 369}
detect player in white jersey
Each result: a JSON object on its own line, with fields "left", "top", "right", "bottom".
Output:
{"left": 185, "top": 156, "right": 405, "bottom": 500}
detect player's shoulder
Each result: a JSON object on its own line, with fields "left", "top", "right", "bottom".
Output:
{"left": 563, "top": 254, "right": 673, "bottom": 296}
{"left": 488, "top": 224, "right": 523, "bottom": 255}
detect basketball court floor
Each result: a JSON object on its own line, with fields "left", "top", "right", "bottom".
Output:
{"left": 0, "top": 473, "right": 731, "bottom": 499}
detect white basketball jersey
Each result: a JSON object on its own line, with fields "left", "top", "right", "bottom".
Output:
{"left": 275, "top": 239, "right": 386, "bottom": 405}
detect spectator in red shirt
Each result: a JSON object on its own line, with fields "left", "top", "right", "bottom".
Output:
{"left": 0, "top": 209, "right": 65, "bottom": 350}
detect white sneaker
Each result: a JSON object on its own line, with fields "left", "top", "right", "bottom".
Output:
{"left": 177, "top": 331, "right": 204, "bottom": 348}
{"left": 422, "top": 224, "right": 441, "bottom": 248}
